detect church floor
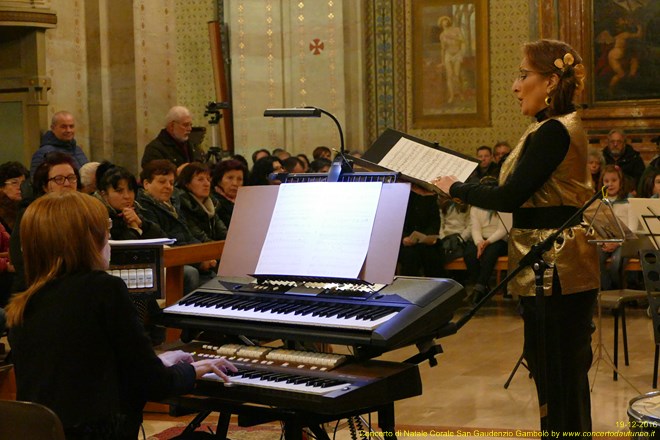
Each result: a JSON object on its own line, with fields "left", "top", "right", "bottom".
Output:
{"left": 142, "top": 296, "right": 659, "bottom": 439}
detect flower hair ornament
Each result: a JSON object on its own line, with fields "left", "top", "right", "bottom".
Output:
{"left": 554, "top": 53, "right": 586, "bottom": 93}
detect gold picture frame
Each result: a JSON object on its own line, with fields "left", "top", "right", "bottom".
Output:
{"left": 408, "top": 0, "right": 490, "bottom": 128}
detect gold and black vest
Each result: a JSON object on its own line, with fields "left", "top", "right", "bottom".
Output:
{"left": 500, "top": 111, "right": 599, "bottom": 296}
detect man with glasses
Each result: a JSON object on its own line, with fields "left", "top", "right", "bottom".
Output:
{"left": 29, "top": 111, "right": 89, "bottom": 177}
{"left": 141, "top": 106, "right": 204, "bottom": 173}
{"left": 603, "top": 128, "right": 645, "bottom": 192}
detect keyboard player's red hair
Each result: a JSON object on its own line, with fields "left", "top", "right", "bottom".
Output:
{"left": 6, "top": 192, "right": 109, "bottom": 327}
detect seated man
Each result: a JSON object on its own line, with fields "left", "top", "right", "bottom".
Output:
{"left": 141, "top": 106, "right": 205, "bottom": 173}
{"left": 138, "top": 159, "right": 216, "bottom": 292}
{"left": 30, "top": 111, "right": 89, "bottom": 176}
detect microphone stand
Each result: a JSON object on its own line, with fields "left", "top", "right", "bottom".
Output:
{"left": 447, "top": 187, "right": 604, "bottom": 432}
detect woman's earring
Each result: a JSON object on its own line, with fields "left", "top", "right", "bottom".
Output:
{"left": 544, "top": 96, "right": 551, "bottom": 106}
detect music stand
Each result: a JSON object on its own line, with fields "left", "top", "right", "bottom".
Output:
{"left": 583, "top": 198, "right": 642, "bottom": 390}
{"left": 629, "top": 198, "right": 660, "bottom": 250}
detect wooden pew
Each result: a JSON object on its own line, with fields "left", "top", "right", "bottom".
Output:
{"left": 444, "top": 256, "right": 509, "bottom": 286}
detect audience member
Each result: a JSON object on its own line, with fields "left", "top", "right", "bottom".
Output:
{"left": 598, "top": 165, "right": 637, "bottom": 290}
{"left": 312, "top": 146, "right": 332, "bottom": 160}
{"left": 273, "top": 148, "right": 291, "bottom": 161}
{"left": 11, "top": 152, "right": 81, "bottom": 294}
{"left": 492, "top": 141, "right": 511, "bottom": 164}
{"left": 79, "top": 161, "right": 100, "bottom": 194}
{"left": 231, "top": 154, "right": 249, "bottom": 170}
{"left": 0, "top": 222, "right": 13, "bottom": 307}
{"left": 251, "top": 148, "right": 270, "bottom": 166}
{"left": 398, "top": 190, "right": 443, "bottom": 277}
{"left": 5, "top": 191, "right": 235, "bottom": 439}
{"left": 282, "top": 156, "right": 305, "bottom": 173}
{"left": 466, "top": 146, "right": 499, "bottom": 183}
{"left": 212, "top": 159, "right": 247, "bottom": 228}
{"left": 177, "top": 162, "right": 227, "bottom": 243}
{"left": 138, "top": 160, "right": 197, "bottom": 246}
{"left": 97, "top": 165, "right": 164, "bottom": 240}
{"left": 587, "top": 148, "right": 605, "bottom": 192}
{"left": 30, "top": 111, "right": 89, "bottom": 176}
{"left": 638, "top": 168, "right": 660, "bottom": 198}
{"left": 309, "top": 158, "right": 332, "bottom": 173}
{"left": 438, "top": 198, "right": 472, "bottom": 261}
{"left": 395, "top": 196, "right": 472, "bottom": 280}
{"left": 297, "top": 153, "right": 311, "bottom": 172}
{"left": 0, "top": 161, "right": 28, "bottom": 233}
{"left": 247, "top": 156, "right": 284, "bottom": 185}
{"left": 141, "top": 106, "right": 204, "bottom": 172}
{"left": 463, "top": 177, "right": 508, "bottom": 303}
{"left": 138, "top": 160, "right": 210, "bottom": 293}
{"left": 602, "top": 129, "right": 645, "bottom": 192}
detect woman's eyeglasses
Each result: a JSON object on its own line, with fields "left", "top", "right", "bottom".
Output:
{"left": 48, "top": 174, "right": 78, "bottom": 185}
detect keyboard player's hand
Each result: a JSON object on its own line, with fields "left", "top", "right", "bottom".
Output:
{"left": 158, "top": 350, "right": 194, "bottom": 367}
{"left": 192, "top": 358, "right": 238, "bottom": 382}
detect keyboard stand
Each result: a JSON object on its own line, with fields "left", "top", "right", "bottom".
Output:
{"left": 165, "top": 396, "right": 398, "bottom": 440}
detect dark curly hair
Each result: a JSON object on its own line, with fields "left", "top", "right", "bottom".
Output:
{"left": 0, "top": 161, "right": 28, "bottom": 186}
{"left": 140, "top": 159, "right": 177, "bottom": 183}
{"left": 177, "top": 162, "right": 210, "bottom": 188}
{"left": 211, "top": 159, "right": 248, "bottom": 189}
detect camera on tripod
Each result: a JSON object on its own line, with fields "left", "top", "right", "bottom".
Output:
{"left": 204, "top": 101, "right": 230, "bottom": 124}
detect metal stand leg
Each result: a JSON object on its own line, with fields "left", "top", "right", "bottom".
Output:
{"left": 503, "top": 352, "right": 530, "bottom": 389}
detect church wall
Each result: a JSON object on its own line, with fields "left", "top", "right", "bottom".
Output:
{"left": 38, "top": 0, "right": 646, "bottom": 171}
{"left": 407, "top": 0, "right": 533, "bottom": 156}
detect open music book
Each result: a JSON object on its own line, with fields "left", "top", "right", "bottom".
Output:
{"left": 351, "top": 128, "right": 479, "bottom": 196}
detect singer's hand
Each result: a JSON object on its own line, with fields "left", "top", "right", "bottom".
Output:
{"left": 432, "top": 176, "right": 459, "bottom": 195}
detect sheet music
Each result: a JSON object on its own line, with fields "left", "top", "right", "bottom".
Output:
{"left": 378, "top": 137, "right": 477, "bottom": 183}
{"left": 255, "top": 182, "right": 382, "bottom": 278}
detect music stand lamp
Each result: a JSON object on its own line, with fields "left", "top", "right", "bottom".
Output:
{"left": 264, "top": 107, "right": 352, "bottom": 181}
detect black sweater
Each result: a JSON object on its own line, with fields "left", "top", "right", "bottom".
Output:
{"left": 8, "top": 271, "right": 196, "bottom": 438}
{"left": 451, "top": 112, "right": 570, "bottom": 215}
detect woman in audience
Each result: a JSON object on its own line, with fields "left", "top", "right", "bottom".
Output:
{"left": 599, "top": 164, "right": 637, "bottom": 290}
{"left": 0, "top": 222, "right": 13, "bottom": 308}
{"left": 463, "top": 178, "right": 508, "bottom": 303}
{"left": 0, "top": 161, "right": 28, "bottom": 233}
{"left": 6, "top": 191, "right": 235, "bottom": 439}
{"left": 97, "top": 165, "right": 164, "bottom": 240}
{"left": 638, "top": 167, "right": 660, "bottom": 198}
{"left": 398, "top": 190, "right": 443, "bottom": 277}
{"left": 247, "top": 156, "right": 284, "bottom": 185}
{"left": 587, "top": 147, "right": 605, "bottom": 193}
{"left": 138, "top": 159, "right": 215, "bottom": 292}
{"left": 309, "top": 158, "right": 332, "bottom": 173}
{"left": 212, "top": 159, "right": 247, "bottom": 227}
{"left": 0, "top": 162, "right": 26, "bottom": 303}
{"left": 10, "top": 152, "right": 81, "bottom": 293}
{"left": 177, "top": 162, "right": 227, "bottom": 242}
{"left": 79, "top": 161, "right": 101, "bottom": 194}
{"left": 296, "top": 153, "right": 311, "bottom": 172}
{"left": 438, "top": 198, "right": 472, "bottom": 260}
